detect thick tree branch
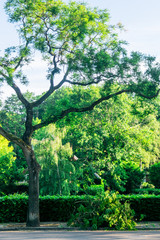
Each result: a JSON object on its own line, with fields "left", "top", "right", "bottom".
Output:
{"left": 31, "top": 73, "right": 55, "bottom": 108}
{"left": 0, "top": 70, "right": 7, "bottom": 79}
{"left": 32, "top": 88, "right": 160, "bottom": 132}
{"left": 33, "top": 89, "right": 131, "bottom": 131}
{"left": 22, "top": 106, "right": 34, "bottom": 145}
{"left": 136, "top": 89, "right": 160, "bottom": 99}
{"left": 64, "top": 79, "right": 101, "bottom": 86}
{"left": 0, "top": 126, "right": 28, "bottom": 149}
{"left": 0, "top": 69, "right": 29, "bottom": 108}
{"left": 0, "top": 73, "right": 29, "bottom": 108}
{"left": 11, "top": 82, "right": 29, "bottom": 107}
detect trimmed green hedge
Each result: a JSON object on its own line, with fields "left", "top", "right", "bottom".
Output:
{"left": 0, "top": 194, "right": 94, "bottom": 223}
{"left": 39, "top": 195, "right": 94, "bottom": 222}
{"left": 1, "top": 194, "right": 160, "bottom": 223}
{"left": 120, "top": 194, "right": 160, "bottom": 221}
{"left": 0, "top": 194, "right": 28, "bottom": 223}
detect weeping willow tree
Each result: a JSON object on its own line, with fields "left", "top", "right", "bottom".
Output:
{"left": 32, "top": 124, "right": 79, "bottom": 195}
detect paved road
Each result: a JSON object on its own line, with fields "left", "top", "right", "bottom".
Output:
{"left": 0, "top": 230, "right": 160, "bottom": 240}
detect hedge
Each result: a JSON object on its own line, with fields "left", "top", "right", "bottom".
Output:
{"left": 0, "top": 194, "right": 160, "bottom": 223}
{"left": 0, "top": 194, "right": 94, "bottom": 223}
{"left": 39, "top": 195, "right": 94, "bottom": 222}
{"left": 0, "top": 194, "right": 28, "bottom": 223}
{"left": 120, "top": 194, "right": 160, "bottom": 221}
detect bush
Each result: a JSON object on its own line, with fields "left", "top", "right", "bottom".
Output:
{"left": 123, "top": 163, "right": 144, "bottom": 194}
{"left": 103, "top": 163, "right": 127, "bottom": 193}
{"left": 68, "top": 192, "right": 135, "bottom": 230}
{"left": 85, "top": 184, "right": 104, "bottom": 196}
{"left": 149, "top": 163, "right": 160, "bottom": 188}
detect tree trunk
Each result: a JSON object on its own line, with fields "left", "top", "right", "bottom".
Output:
{"left": 23, "top": 147, "right": 41, "bottom": 227}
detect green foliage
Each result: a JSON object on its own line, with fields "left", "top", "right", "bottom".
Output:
{"left": 33, "top": 124, "right": 79, "bottom": 195}
{"left": 55, "top": 86, "right": 160, "bottom": 193}
{"left": 134, "top": 188, "right": 160, "bottom": 195}
{"left": 4, "top": 0, "right": 160, "bottom": 97}
{"left": 0, "top": 194, "right": 28, "bottom": 223}
{"left": 85, "top": 184, "right": 104, "bottom": 196}
{"left": 1, "top": 194, "right": 160, "bottom": 223}
{"left": 5, "top": 0, "right": 122, "bottom": 84}
{"left": 141, "top": 182, "right": 155, "bottom": 189}
{"left": 102, "top": 163, "right": 127, "bottom": 193}
{"left": 0, "top": 135, "right": 17, "bottom": 194}
{"left": 121, "top": 194, "right": 160, "bottom": 221}
{"left": 39, "top": 195, "right": 94, "bottom": 222}
{"left": 1, "top": 85, "right": 160, "bottom": 196}
{"left": 69, "top": 191, "right": 135, "bottom": 230}
{"left": 123, "top": 163, "right": 144, "bottom": 194}
{"left": 0, "top": 92, "right": 38, "bottom": 137}
{"left": 0, "top": 194, "right": 95, "bottom": 223}
{"left": 149, "top": 162, "right": 160, "bottom": 188}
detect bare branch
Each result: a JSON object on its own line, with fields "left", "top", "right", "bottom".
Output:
{"left": 52, "top": 68, "right": 70, "bottom": 90}
{"left": 0, "top": 69, "right": 29, "bottom": 107}
{"left": 32, "top": 67, "right": 70, "bottom": 107}
{"left": 11, "top": 82, "right": 29, "bottom": 107}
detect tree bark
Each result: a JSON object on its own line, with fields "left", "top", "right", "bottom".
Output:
{"left": 23, "top": 147, "right": 41, "bottom": 227}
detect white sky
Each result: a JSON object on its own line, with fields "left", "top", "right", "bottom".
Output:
{"left": 1, "top": 0, "right": 160, "bottom": 100}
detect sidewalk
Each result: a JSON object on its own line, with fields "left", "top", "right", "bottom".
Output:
{"left": 0, "top": 222, "right": 75, "bottom": 231}
{"left": 0, "top": 221, "right": 160, "bottom": 231}
{"left": 136, "top": 221, "right": 160, "bottom": 230}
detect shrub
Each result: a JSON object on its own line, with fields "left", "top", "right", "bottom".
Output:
{"left": 103, "top": 163, "right": 127, "bottom": 193}
{"left": 68, "top": 191, "right": 135, "bottom": 230}
{"left": 123, "top": 163, "right": 144, "bottom": 194}
{"left": 85, "top": 184, "right": 104, "bottom": 196}
{"left": 149, "top": 163, "right": 160, "bottom": 188}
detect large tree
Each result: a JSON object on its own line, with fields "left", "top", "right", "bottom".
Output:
{"left": 0, "top": 0, "right": 160, "bottom": 227}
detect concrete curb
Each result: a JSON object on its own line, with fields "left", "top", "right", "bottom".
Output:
{"left": 0, "top": 222, "right": 160, "bottom": 231}
{"left": 0, "top": 227, "right": 76, "bottom": 231}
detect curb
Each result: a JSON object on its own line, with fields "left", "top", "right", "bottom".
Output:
{"left": 0, "top": 227, "right": 76, "bottom": 231}
{"left": 136, "top": 227, "right": 160, "bottom": 231}
{"left": 1, "top": 227, "right": 160, "bottom": 231}
{"left": 1, "top": 222, "right": 160, "bottom": 231}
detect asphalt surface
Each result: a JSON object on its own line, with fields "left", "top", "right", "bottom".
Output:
{"left": 0, "top": 230, "right": 160, "bottom": 240}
